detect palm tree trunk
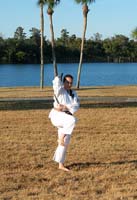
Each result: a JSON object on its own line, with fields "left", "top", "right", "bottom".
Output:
{"left": 76, "top": 4, "right": 88, "bottom": 89}
{"left": 40, "top": 3, "right": 44, "bottom": 89}
{"left": 49, "top": 15, "right": 58, "bottom": 77}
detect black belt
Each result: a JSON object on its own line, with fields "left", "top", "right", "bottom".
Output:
{"left": 64, "top": 111, "right": 72, "bottom": 115}
{"left": 54, "top": 108, "right": 72, "bottom": 116}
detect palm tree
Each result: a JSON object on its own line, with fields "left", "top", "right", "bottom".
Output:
{"left": 131, "top": 27, "right": 137, "bottom": 41}
{"left": 74, "top": 0, "right": 95, "bottom": 89}
{"left": 46, "top": 0, "right": 60, "bottom": 77}
{"left": 38, "top": 0, "right": 45, "bottom": 89}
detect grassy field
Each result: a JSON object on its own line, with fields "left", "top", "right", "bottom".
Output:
{"left": 1, "top": 85, "right": 137, "bottom": 98}
{"left": 0, "top": 86, "right": 137, "bottom": 200}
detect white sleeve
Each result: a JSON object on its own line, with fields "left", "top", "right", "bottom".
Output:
{"left": 52, "top": 76, "right": 63, "bottom": 97}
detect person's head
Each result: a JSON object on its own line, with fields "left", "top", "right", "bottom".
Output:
{"left": 63, "top": 74, "right": 73, "bottom": 90}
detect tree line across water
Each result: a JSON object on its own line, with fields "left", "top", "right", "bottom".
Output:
{"left": 0, "top": 27, "right": 137, "bottom": 64}
{"left": 1, "top": 0, "right": 137, "bottom": 88}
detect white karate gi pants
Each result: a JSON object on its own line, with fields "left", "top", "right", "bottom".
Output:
{"left": 49, "top": 109, "right": 77, "bottom": 163}
{"left": 53, "top": 133, "right": 71, "bottom": 163}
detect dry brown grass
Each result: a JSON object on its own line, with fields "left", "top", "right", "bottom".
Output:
{"left": 1, "top": 85, "right": 137, "bottom": 99}
{"left": 0, "top": 86, "right": 137, "bottom": 200}
{"left": 0, "top": 87, "right": 52, "bottom": 99}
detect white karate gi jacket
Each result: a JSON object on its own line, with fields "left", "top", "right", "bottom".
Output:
{"left": 52, "top": 76, "right": 79, "bottom": 114}
{"left": 49, "top": 76, "right": 80, "bottom": 135}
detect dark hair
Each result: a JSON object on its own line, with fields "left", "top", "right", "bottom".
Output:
{"left": 63, "top": 74, "right": 73, "bottom": 83}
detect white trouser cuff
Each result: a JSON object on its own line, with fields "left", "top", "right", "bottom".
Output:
{"left": 53, "top": 145, "right": 67, "bottom": 163}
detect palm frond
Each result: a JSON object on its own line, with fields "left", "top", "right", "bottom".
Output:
{"left": 37, "top": 0, "right": 45, "bottom": 5}
{"left": 75, "top": 0, "right": 95, "bottom": 5}
{"left": 43, "top": 0, "right": 60, "bottom": 8}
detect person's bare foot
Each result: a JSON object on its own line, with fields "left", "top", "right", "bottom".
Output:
{"left": 59, "top": 166, "right": 70, "bottom": 172}
{"left": 59, "top": 164, "right": 70, "bottom": 172}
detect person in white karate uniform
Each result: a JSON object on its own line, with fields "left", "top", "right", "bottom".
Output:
{"left": 49, "top": 74, "right": 80, "bottom": 171}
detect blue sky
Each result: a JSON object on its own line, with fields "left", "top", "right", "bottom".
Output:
{"left": 0, "top": 0, "right": 137, "bottom": 40}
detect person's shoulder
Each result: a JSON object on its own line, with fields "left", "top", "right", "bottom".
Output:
{"left": 72, "top": 89, "right": 77, "bottom": 94}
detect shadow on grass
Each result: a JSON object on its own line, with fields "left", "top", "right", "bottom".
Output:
{"left": 80, "top": 102, "right": 137, "bottom": 109}
{"left": 0, "top": 101, "right": 53, "bottom": 110}
{"left": 1, "top": 100, "right": 137, "bottom": 110}
{"left": 67, "top": 160, "right": 137, "bottom": 170}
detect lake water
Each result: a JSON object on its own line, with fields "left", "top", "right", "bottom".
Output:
{"left": 0, "top": 63, "right": 137, "bottom": 87}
